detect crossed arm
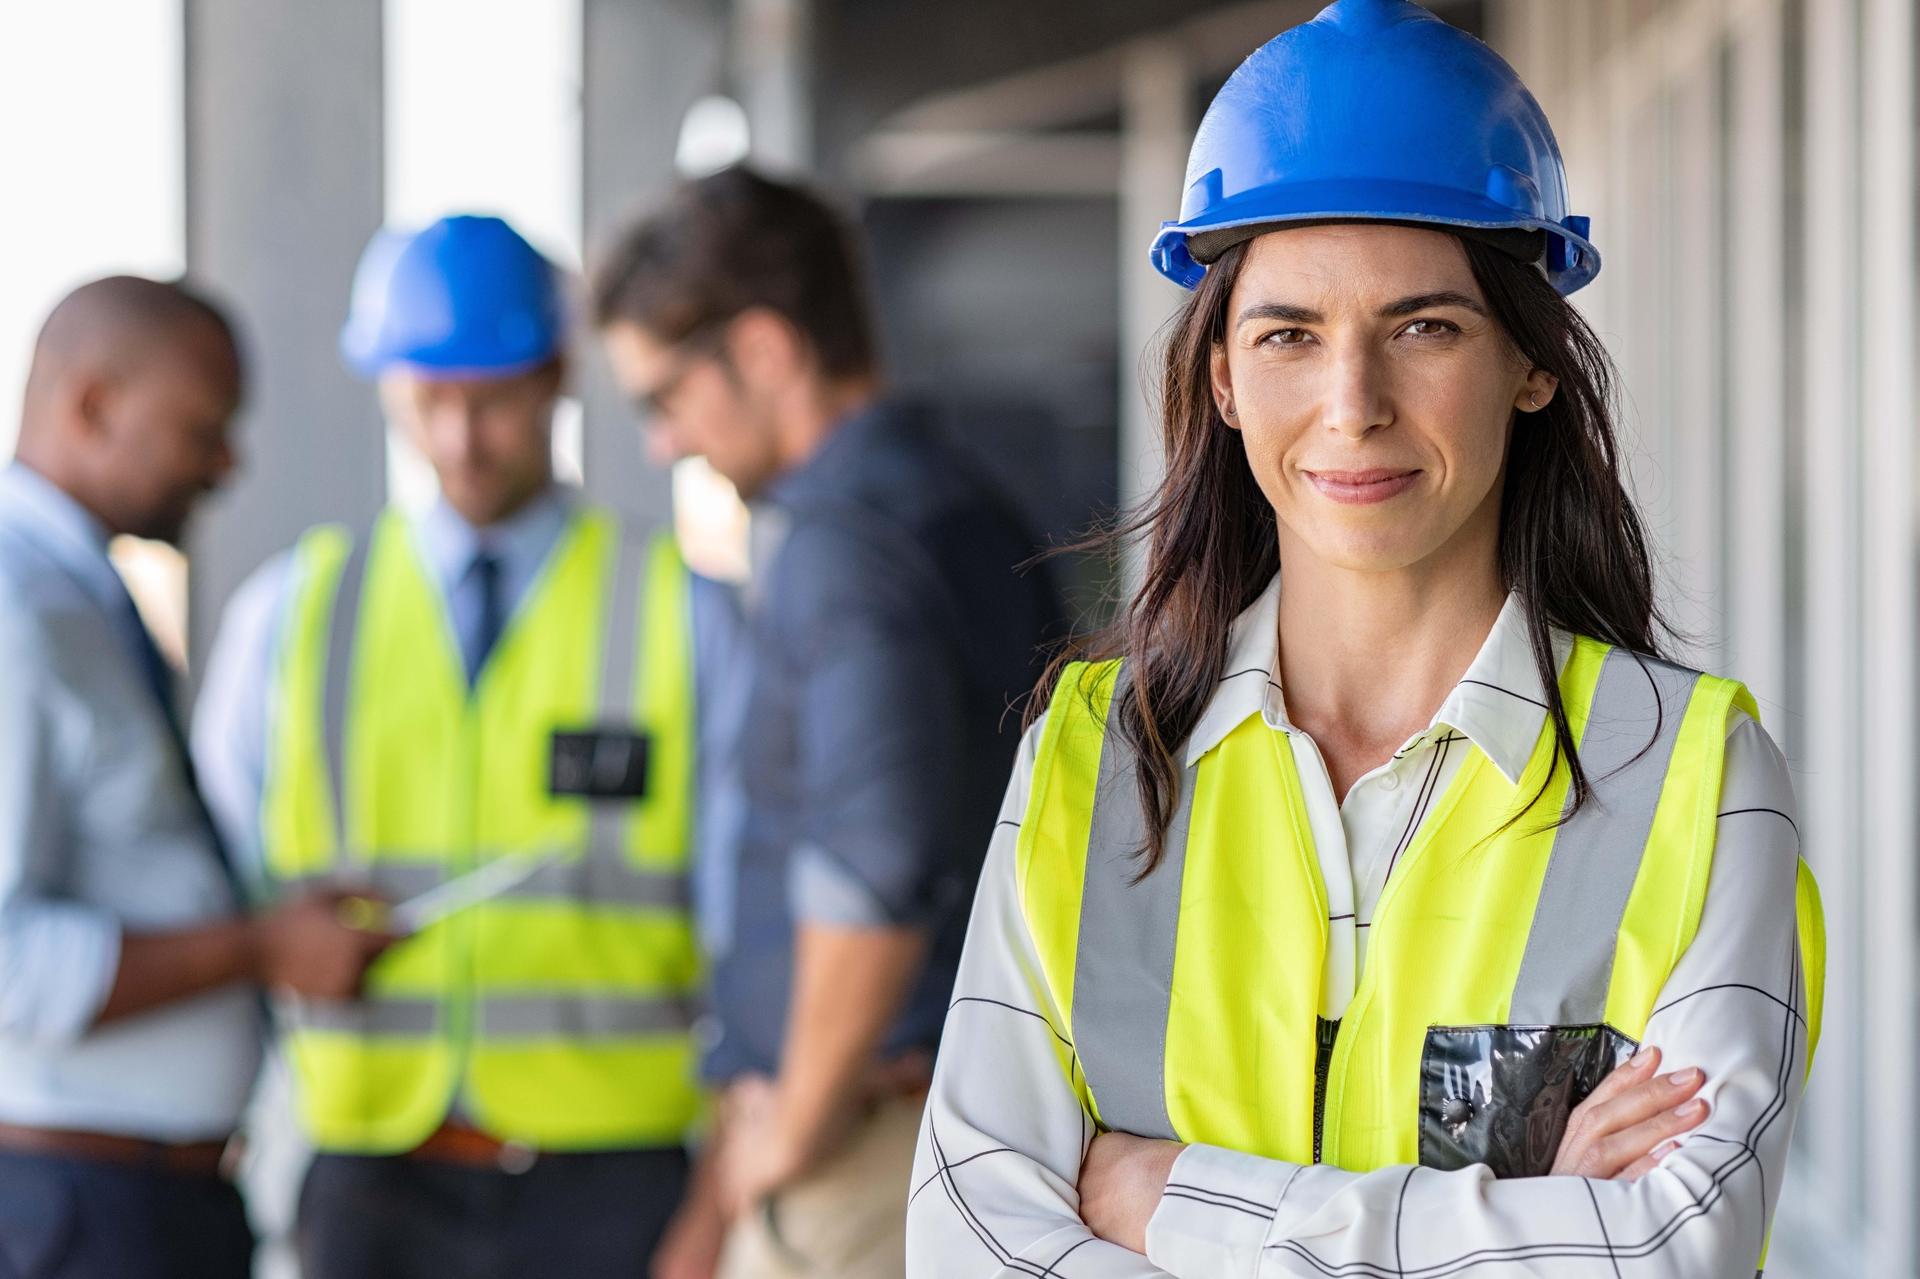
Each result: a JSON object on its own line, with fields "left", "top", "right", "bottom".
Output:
{"left": 906, "top": 718, "right": 1814, "bottom": 1278}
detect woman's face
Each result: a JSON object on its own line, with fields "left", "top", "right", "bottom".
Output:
{"left": 1211, "top": 224, "right": 1555, "bottom": 578}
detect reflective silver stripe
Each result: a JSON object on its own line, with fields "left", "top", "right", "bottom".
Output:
{"left": 480, "top": 993, "right": 697, "bottom": 1039}
{"left": 288, "top": 995, "right": 440, "bottom": 1036}
{"left": 1071, "top": 681, "right": 1192, "bottom": 1141}
{"left": 516, "top": 857, "right": 690, "bottom": 910}
{"left": 287, "top": 993, "right": 697, "bottom": 1039}
{"left": 279, "top": 862, "right": 445, "bottom": 900}
{"left": 322, "top": 535, "right": 372, "bottom": 861}
{"left": 280, "top": 851, "right": 688, "bottom": 910}
{"left": 588, "top": 532, "right": 647, "bottom": 861}
{"left": 1508, "top": 650, "right": 1701, "bottom": 1025}
{"left": 598, "top": 531, "right": 646, "bottom": 723}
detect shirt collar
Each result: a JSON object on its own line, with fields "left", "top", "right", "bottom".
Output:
{"left": 762, "top": 398, "right": 911, "bottom": 510}
{"left": 414, "top": 485, "right": 572, "bottom": 591}
{"left": 1181, "top": 578, "right": 1564, "bottom": 785}
{"left": 0, "top": 461, "right": 124, "bottom": 613}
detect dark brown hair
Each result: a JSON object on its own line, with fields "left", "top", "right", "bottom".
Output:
{"left": 589, "top": 166, "right": 877, "bottom": 380}
{"left": 1040, "top": 232, "right": 1666, "bottom": 872}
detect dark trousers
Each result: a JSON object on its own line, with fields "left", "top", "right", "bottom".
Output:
{"left": 298, "top": 1147, "right": 689, "bottom": 1279}
{"left": 0, "top": 1150, "right": 252, "bottom": 1279}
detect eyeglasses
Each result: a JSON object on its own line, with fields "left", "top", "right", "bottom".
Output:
{"left": 632, "top": 323, "right": 730, "bottom": 419}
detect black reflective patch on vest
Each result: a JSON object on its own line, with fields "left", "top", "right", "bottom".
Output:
{"left": 1418, "top": 1023, "right": 1637, "bottom": 1177}
{"left": 549, "top": 730, "right": 651, "bottom": 799}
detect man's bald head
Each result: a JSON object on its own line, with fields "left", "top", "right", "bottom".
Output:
{"left": 25, "top": 275, "right": 237, "bottom": 398}
{"left": 16, "top": 275, "right": 243, "bottom": 545}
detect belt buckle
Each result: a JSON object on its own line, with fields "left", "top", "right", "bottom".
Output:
{"left": 497, "top": 1140, "right": 537, "bottom": 1175}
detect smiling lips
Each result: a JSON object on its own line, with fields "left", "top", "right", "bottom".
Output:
{"left": 1305, "top": 468, "right": 1422, "bottom": 505}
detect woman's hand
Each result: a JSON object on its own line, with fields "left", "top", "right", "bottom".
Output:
{"left": 1551, "top": 1046, "right": 1710, "bottom": 1180}
{"left": 1078, "top": 1131, "right": 1186, "bottom": 1254}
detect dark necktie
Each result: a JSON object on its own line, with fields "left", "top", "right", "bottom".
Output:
{"left": 112, "top": 584, "right": 246, "bottom": 904}
{"left": 462, "top": 549, "right": 505, "bottom": 683}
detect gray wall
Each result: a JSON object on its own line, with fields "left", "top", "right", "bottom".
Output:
{"left": 184, "top": 0, "right": 387, "bottom": 671}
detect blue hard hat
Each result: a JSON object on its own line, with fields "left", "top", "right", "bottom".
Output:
{"left": 340, "top": 215, "right": 567, "bottom": 378}
{"left": 1150, "top": 0, "right": 1599, "bottom": 294}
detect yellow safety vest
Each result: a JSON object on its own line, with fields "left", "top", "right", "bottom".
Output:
{"left": 261, "top": 507, "right": 702, "bottom": 1154}
{"left": 1020, "top": 639, "right": 1825, "bottom": 1176}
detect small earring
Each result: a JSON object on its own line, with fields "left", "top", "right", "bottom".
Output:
{"left": 1528, "top": 391, "right": 1544, "bottom": 410}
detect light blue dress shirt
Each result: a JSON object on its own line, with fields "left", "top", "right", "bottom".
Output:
{"left": 0, "top": 462, "right": 259, "bottom": 1140}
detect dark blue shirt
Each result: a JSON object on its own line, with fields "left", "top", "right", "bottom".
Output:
{"left": 701, "top": 400, "right": 1059, "bottom": 1081}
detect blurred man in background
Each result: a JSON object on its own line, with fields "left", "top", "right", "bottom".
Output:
{"left": 593, "top": 168, "right": 1059, "bottom": 1279}
{"left": 193, "top": 216, "right": 721, "bottom": 1277}
{"left": 0, "top": 275, "right": 390, "bottom": 1279}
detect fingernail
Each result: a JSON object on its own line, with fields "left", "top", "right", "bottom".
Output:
{"left": 1676, "top": 1099, "right": 1708, "bottom": 1119}
{"left": 1653, "top": 1140, "right": 1680, "bottom": 1162}
{"left": 1669, "top": 1067, "right": 1701, "bottom": 1088}
{"left": 1630, "top": 1047, "right": 1656, "bottom": 1067}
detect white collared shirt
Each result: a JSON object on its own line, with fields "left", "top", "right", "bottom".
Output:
{"left": 1199, "top": 579, "right": 1576, "bottom": 1019}
{"left": 907, "top": 576, "right": 1810, "bottom": 1278}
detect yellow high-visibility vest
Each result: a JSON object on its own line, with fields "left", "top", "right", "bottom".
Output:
{"left": 1019, "top": 639, "right": 1824, "bottom": 1176}
{"left": 261, "top": 507, "right": 701, "bottom": 1154}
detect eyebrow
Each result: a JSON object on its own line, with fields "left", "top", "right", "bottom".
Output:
{"left": 1236, "top": 291, "right": 1488, "bottom": 326}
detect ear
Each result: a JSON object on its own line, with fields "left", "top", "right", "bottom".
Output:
{"left": 1209, "top": 343, "right": 1239, "bottom": 430}
{"left": 72, "top": 374, "right": 117, "bottom": 442}
{"left": 727, "top": 307, "right": 806, "bottom": 389}
{"left": 1515, "top": 369, "right": 1560, "bottom": 414}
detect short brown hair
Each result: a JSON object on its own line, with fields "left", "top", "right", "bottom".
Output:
{"left": 590, "top": 167, "right": 878, "bottom": 380}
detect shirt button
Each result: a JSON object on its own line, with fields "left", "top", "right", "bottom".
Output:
{"left": 1378, "top": 771, "right": 1401, "bottom": 793}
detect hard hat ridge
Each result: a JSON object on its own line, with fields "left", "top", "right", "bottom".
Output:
{"left": 1317, "top": 0, "right": 1434, "bottom": 34}
{"left": 1149, "top": 0, "right": 1599, "bottom": 294}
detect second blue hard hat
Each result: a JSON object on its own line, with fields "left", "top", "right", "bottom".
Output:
{"left": 1150, "top": 0, "right": 1599, "bottom": 294}
{"left": 341, "top": 215, "right": 566, "bottom": 379}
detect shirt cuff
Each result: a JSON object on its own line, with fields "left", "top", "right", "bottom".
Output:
{"left": 0, "top": 902, "right": 123, "bottom": 1044}
{"left": 1146, "top": 1143, "right": 1295, "bottom": 1276}
{"left": 786, "top": 842, "right": 895, "bottom": 927}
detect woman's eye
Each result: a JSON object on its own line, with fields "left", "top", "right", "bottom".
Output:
{"left": 1403, "top": 318, "right": 1460, "bottom": 338}
{"left": 1261, "top": 328, "right": 1311, "bottom": 347}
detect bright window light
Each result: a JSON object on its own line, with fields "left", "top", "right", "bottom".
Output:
{"left": 0, "top": 1, "right": 184, "bottom": 460}
{"left": 382, "top": 0, "right": 585, "bottom": 510}
{"left": 0, "top": 1, "right": 187, "bottom": 658}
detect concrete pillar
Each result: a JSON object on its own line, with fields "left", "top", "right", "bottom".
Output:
{"left": 1724, "top": 0, "right": 1789, "bottom": 716}
{"left": 183, "top": 0, "right": 386, "bottom": 670}
{"left": 1855, "top": 0, "right": 1918, "bottom": 1268}
{"left": 735, "top": 0, "right": 813, "bottom": 172}
{"left": 1799, "top": 0, "right": 1865, "bottom": 1245}
{"left": 578, "top": 0, "right": 726, "bottom": 527}
{"left": 1116, "top": 38, "right": 1191, "bottom": 572}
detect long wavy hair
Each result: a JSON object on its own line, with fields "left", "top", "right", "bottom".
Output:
{"left": 1037, "top": 232, "right": 1668, "bottom": 873}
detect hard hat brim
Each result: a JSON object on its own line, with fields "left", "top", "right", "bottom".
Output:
{"left": 1150, "top": 176, "right": 1600, "bottom": 296}
{"left": 339, "top": 326, "right": 563, "bottom": 383}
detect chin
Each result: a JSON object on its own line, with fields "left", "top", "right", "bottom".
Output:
{"left": 719, "top": 467, "right": 765, "bottom": 502}
{"left": 1302, "top": 531, "right": 1434, "bottom": 575}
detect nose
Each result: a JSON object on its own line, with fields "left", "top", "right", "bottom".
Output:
{"left": 429, "top": 400, "right": 485, "bottom": 461}
{"left": 1322, "top": 342, "right": 1392, "bottom": 440}
{"left": 643, "top": 417, "right": 688, "bottom": 468}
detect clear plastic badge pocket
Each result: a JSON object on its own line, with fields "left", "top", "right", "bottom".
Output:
{"left": 1419, "top": 1024, "right": 1638, "bottom": 1177}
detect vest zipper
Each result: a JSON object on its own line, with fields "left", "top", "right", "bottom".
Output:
{"left": 1312, "top": 1016, "right": 1339, "bottom": 1164}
